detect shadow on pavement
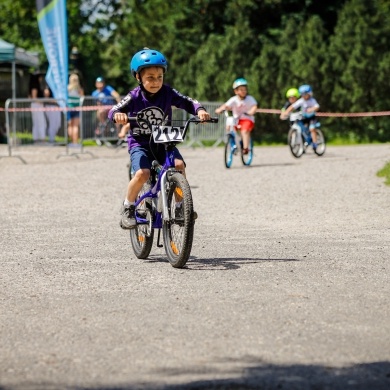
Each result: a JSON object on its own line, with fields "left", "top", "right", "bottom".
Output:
{"left": 1, "top": 360, "right": 389, "bottom": 390}
{"left": 142, "top": 256, "right": 300, "bottom": 270}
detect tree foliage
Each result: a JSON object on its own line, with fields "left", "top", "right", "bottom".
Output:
{"left": 0, "top": 0, "right": 389, "bottom": 142}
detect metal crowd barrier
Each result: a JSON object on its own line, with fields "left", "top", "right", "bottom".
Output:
{"left": 80, "top": 98, "right": 225, "bottom": 149}
{"left": 186, "top": 101, "right": 225, "bottom": 147}
{"left": 2, "top": 98, "right": 67, "bottom": 163}
{"left": 0, "top": 98, "right": 227, "bottom": 164}
{"left": 79, "top": 95, "right": 122, "bottom": 148}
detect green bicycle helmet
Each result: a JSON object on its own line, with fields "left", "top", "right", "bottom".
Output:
{"left": 286, "top": 88, "right": 300, "bottom": 98}
{"left": 232, "top": 78, "right": 248, "bottom": 89}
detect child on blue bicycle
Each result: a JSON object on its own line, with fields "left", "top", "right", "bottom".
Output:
{"left": 108, "top": 48, "right": 211, "bottom": 229}
{"left": 215, "top": 78, "right": 258, "bottom": 155}
{"left": 281, "top": 84, "right": 320, "bottom": 150}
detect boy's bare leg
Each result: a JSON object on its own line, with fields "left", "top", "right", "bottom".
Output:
{"left": 241, "top": 130, "right": 251, "bottom": 150}
{"left": 310, "top": 128, "right": 317, "bottom": 144}
{"left": 126, "top": 169, "right": 150, "bottom": 202}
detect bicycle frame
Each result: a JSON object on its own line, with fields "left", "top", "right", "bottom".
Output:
{"left": 133, "top": 145, "right": 176, "bottom": 229}
{"left": 223, "top": 111, "right": 254, "bottom": 167}
{"left": 130, "top": 115, "right": 218, "bottom": 229}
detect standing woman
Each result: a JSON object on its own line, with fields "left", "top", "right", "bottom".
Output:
{"left": 29, "top": 72, "right": 46, "bottom": 143}
{"left": 67, "top": 73, "right": 84, "bottom": 146}
{"left": 44, "top": 84, "right": 61, "bottom": 144}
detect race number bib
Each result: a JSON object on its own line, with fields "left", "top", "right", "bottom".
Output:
{"left": 152, "top": 126, "right": 183, "bottom": 143}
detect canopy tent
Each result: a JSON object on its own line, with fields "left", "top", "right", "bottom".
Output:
{"left": 0, "top": 38, "right": 40, "bottom": 101}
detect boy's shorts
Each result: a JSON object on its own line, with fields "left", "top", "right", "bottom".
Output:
{"left": 237, "top": 119, "right": 255, "bottom": 132}
{"left": 130, "top": 144, "right": 185, "bottom": 172}
{"left": 302, "top": 117, "right": 318, "bottom": 130}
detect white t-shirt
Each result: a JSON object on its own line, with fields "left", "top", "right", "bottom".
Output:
{"left": 292, "top": 96, "right": 320, "bottom": 113}
{"left": 225, "top": 95, "right": 257, "bottom": 122}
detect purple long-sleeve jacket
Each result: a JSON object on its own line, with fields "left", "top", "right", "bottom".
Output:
{"left": 108, "top": 85, "right": 205, "bottom": 150}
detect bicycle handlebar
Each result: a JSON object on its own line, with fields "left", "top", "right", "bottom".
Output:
{"left": 127, "top": 115, "right": 218, "bottom": 123}
{"left": 127, "top": 115, "right": 219, "bottom": 141}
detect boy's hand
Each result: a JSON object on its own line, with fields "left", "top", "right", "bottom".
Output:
{"left": 114, "top": 112, "right": 128, "bottom": 125}
{"left": 197, "top": 109, "right": 211, "bottom": 121}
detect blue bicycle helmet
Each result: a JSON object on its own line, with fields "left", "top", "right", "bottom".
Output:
{"left": 298, "top": 84, "right": 312, "bottom": 95}
{"left": 232, "top": 78, "right": 248, "bottom": 89}
{"left": 130, "top": 48, "right": 168, "bottom": 78}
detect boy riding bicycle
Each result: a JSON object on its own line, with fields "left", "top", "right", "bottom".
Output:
{"left": 281, "top": 84, "right": 320, "bottom": 150}
{"left": 108, "top": 48, "right": 211, "bottom": 229}
{"left": 215, "top": 78, "right": 258, "bottom": 154}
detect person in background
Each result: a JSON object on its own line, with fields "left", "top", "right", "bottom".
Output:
{"left": 215, "top": 78, "right": 258, "bottom": 154}
{"left": 29, "top": 72, "right": 46, "bottom": 143}
{"left": 43, "top": 85, "right": 61, "bottom": 144}
{"left": 67, "top": 73, "right": 84, "bottom": 146}
{"left": 280, "top": 87, "right": 300, "bottom": 122}
{"left": 282, "top": 84, "right": 320, "bottom": 150}
{"left": 92, "top": 77, "right": 121, "bottom": 144}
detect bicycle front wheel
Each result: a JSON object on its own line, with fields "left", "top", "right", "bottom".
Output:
{"left": 288, "top": 128, "right": 304, "bottom": 158}
{"left": 163, "top": 173, "right": 195, "bottom": 268}
{"left": 224, "top": 134, "right": 235, "bottom": 168}
{"left": 314, "top": 129, "right": 326, "bottom": 156}
{"left": 241, "top": 137, "right": 254, "bottom": 166}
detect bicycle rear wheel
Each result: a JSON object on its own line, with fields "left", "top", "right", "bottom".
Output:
{"left": 129, "top": 179, "right": 154, "bottom": 259}
{"left": 224, "top": 134, "right": 236, "bottom": 168}
{"left": 314, "top": 129, "right": 326, "bottom": 156}
{"left": 288, "top": 128, "right": 304, "bottom": 158}
{"left": 163, "top": 173, "right": 194, "bottom": 268}
{"left": 241, "top": 137, "right": 254, "bottom": 166}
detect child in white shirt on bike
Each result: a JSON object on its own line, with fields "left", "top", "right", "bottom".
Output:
{"left": 215, "top": 78, "right": 258, "bottom": 154}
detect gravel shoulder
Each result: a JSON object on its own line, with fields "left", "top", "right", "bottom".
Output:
{"left": 1, "top": 143, "right": 389, "bottom": 390}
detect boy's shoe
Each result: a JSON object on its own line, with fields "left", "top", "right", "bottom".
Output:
{"left": 242, "top": 148, "right": 249, "bottom": 155}
{"left": 312, "top": 143, "right": 317, "bottom": 151}
{"left": 175, "top": 204, "right": 184, "bottom": 220}
{"left": 120, "top": 204, "right": 136, "bottom": 229}
{"left": 174, "top": 204, "right": 198, "bottom": 221}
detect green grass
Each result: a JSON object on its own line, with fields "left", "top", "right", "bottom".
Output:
{"left": 377, "top": 162, "right": 390, "bottom": 186}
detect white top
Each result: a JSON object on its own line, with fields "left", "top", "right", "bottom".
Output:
{"left": 225, "top": 95, "right": 257, "bottom": 122}
{"left": 292, "top": 96, "right": 320, "bottom": 113}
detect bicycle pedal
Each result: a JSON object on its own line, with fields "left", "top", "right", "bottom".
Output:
{"left": 136, "top": 209, "right": 148, "bottom": 218}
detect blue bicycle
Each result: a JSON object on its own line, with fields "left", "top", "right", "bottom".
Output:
{"left": 287, "top": 112, "right": 326, "bottom": 158}
{"left": 128, "top": 113, "right": 218, "bottom": 268}
{"left": 223, "top": 111, "right": 253, "bottom": 168}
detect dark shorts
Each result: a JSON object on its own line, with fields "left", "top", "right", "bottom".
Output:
{"left": 129, "top": 144, "right": 185, "bottom": 172}
{"left": 67, "top": 110, "right": 80, "bottom": 120}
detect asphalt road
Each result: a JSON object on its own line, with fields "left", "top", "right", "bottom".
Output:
{"left": 0, "top": 143, "right": 389, "bottom": 390}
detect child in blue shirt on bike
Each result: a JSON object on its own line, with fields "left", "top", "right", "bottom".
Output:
{"left": 282, "top": 84, "right": 320, "bottom": 150}
{"left": 108, "top": 48, "right": 211, "bottom": 229}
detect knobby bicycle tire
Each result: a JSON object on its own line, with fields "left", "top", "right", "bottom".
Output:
{"left": 288, "top": 128, "right": 304, "bottom": 158}
{"left": 241, "top": 138, "right": 254, "bottom": 166}
{"left": 129, "top": 180, "right": 154, "bottom": 259}
{"left": 314, "top": 129, "right": 326, "bottom": 156}
{"left": 163, "top": 173, "right": 195, "bottom": 268}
